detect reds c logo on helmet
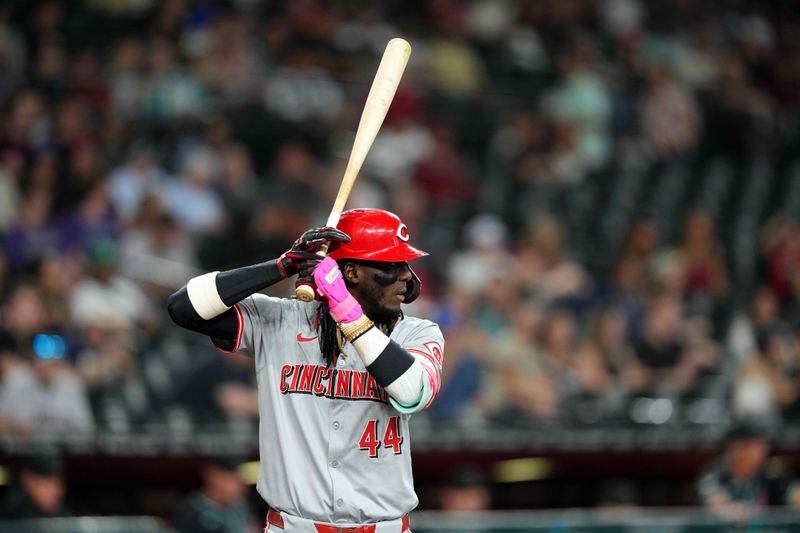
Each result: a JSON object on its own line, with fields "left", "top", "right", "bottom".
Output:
{"left": 396, "top": 224, "right": 410, "bottom": 242}
{"left": 328, "top": 209, "right": 427, "bottom": 303}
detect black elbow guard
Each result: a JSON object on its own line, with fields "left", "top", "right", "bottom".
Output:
{"left": 166, "top": 286, "right": 239, "bottom": 341}
{"left": 166, "top": 287, "right": 199, "bottom": 327}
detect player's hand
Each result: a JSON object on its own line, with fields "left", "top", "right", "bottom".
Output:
{"left": 313, "top": 257, "right": 363, "bottom": 323}
{"left": 278, "top": 227, "right": 351, "bottom": 278}
{"left": 294, "top": 255, "right": 324, "bottom": 297}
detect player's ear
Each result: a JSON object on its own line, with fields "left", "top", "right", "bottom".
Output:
{"left": 341, "top": 262, "right": 360, "bottom": 285}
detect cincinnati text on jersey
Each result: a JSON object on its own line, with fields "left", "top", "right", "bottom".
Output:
{"left": 279, "top": 364, "right": 390, "bottom": 403}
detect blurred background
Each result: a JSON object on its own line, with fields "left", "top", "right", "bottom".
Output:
{"left": 0, "top": 0, "right": 799, "bottom": 531}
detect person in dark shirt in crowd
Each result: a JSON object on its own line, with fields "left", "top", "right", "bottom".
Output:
{"left": 630, "top": 293, "right": 707, "bottom": 394}
{"left": 171, "top": 348, "right": 258, "bottom": 424}
{"left": 439, "top": 466, "right": 491, "bottom": 514}
{"left": 172, "top": 455, "right": 253, "bottom": 533}
{"left": 698, "top": 423, "right": 800, "bottom": 522}
{"left": 0, "top": 454, "right": 68, "bottom": 518}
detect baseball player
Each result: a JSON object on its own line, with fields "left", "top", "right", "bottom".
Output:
{"left": 167, "top": 208, "right": 444, "bottom": 533}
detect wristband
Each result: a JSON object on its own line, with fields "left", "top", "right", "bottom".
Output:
{"left": 339, "top": 314, "right": 375, "bottom": 343}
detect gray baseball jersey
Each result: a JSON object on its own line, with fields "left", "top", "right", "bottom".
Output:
{"left": 221, "top": 294, "right": 444, "bottom": 525}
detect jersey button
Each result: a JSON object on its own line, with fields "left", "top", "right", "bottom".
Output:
{"left": 333, "top": 421, "right": 340, "bottom": 430}
{"left": 337, "top": 358, "right": 345, "bottom": 367}
{"left": 331, "top": 460, "right": 339, "bottom": 468}
{"left": 336, "top": 498, "right": 344, "bottom": 507}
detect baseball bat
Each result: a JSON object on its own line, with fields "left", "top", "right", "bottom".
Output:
{"left": 295, "top": 38, "right": 412, "bottom": 302}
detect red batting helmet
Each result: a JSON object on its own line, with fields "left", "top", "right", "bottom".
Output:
{"left": 328, "top": 209, "right": 427, "bottom": 303}
{"left": 328, "top": 209, "right": 428, "bottom": 262}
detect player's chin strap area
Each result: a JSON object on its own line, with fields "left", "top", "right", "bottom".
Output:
{"left": 266, "top": 507, "right": 411, "bottom": 533}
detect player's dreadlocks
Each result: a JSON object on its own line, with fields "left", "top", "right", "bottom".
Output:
{"left": 316, "top": 302, "right": 339, "bottom": 367}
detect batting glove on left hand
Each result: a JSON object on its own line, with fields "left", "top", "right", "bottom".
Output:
{"left": 278, "top": 227, "right": 351, "bottom": 278}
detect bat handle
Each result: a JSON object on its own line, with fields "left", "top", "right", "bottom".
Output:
{"left": 294, "top": 243, "right": 330, "bottom": 302}
{"left": 295, "top": 283, "right": 316, "bottom": 302}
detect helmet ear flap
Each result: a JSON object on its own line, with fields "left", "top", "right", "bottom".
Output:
{"left": 404, "top": 265, "right": 421, "bottom": 304}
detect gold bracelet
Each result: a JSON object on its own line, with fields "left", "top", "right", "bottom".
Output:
{"left": 339, "top": 315, "right": 375, "bottom": 343}
{"left": 349, "top": 323, "right": 375, "bottom": 343}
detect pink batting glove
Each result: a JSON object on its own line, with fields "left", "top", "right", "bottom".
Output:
{"left": 313, "top": 257, "right": 364, "bottom": 323}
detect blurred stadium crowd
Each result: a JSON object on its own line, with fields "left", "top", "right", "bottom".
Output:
{"left": 0, "top": 0, "right": 799, "bottom": 445}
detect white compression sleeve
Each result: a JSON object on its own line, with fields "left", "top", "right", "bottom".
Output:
{"left": 352, "top": 328, "right": 425, "bottom": 406}
{"left": 186, "top": 272, "right": 229, "bottom": 320}
{"left": 351, "top": 327, "right": 389, "bottom": 365}
{"left": 385, "top": 362, "right": 426, "bottom": 405}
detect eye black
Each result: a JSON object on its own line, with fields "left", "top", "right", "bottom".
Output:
{"left": 357, "top": 261, "right": 406, "bottom": 286}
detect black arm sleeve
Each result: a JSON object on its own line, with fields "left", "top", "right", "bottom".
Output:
{"left": 216, "top": 260, "right": 284, "bottom": 306}
{"left": 166, "top": 259, "right": 285, "bottom": 341}
{"left": 366, "top": 340, "right": 416, "bottom": 388}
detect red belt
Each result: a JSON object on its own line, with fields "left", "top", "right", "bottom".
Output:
{"left": 267, "top": 507, "right": 410, "bottom": 533}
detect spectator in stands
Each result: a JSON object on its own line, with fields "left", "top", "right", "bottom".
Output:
{"left": 619, "top": 220, "right": 659, "bottom": 283}
{"left": 193, "top": 13, "right": 265, "bottom": 106}
{"left": 162, "top": 147, "right": 225, "bottom": 235}
{"left": 142, "top": 38, "right": 207, "bottom": 122}
{"left": 513, "top": 216, "right": 590, "bottom": 302}
{"left": 74, "top": 324, "right": 139, "bottom": 415}
{"left": 262, "top": 46, "right": 344, "bottom": 123}
{"left": 438, "top": 466, "right": 491, "bottom": 514}
{"left": 710, "top": 56, "right": 775, "bottom": 157}
{"left": 483, "top": 298, "right": 558, "bottom": 426}
{"left": 448, "top": 214, "right": 514, "bottom": 297}
{"left": 610, "top": 220, "right": 659, "bottom": 316}
{"left": 544, "top": 39, "right": 612, "bottom": 173}
{"left": 107, "top": 142, "right": 167, "bottom": 224}
{"left": 69, "top": 239, "right": 151, "bottom": 331}
{"left": 119, "top": 209, "right": 199, "bottom": 299}
{"left": 216, "top": 142, "right": 260, "bottom": 233}
{"left": 53, "top": 138, "right": 105, "bottom": 218}
{"left": 4, "top": 189, "right": 54, "bottom": 272}
{"left": 108, "top": 38, "right": 148, "bottom": 120}
{"left": 54, "top": 181, "right": 118, "bottom": 257}
{"left": 172, "top": 455, "right": 253, "bottom": 533}
{"left": 588, "top": 306, "right": 634, "bottom": 386}
{"left": 640, "top": 62, "right": 701, "bottom": 161}
{"left": 172, "top": 350, "right": 258, "bottom": 425}
{"left": 0, "top": 282, "right": 99, "bottom": 434}
{"left": 0, "top": 454, "right": 69, "bottom": 518}
{"left": 0, "top": 333, "right": 93, "bottom": 434}
{"left": 569, "top": 340, "right": 615, "bottom": 401}
{"left": 630, "top": 293, "right": 699, "bottom": 394}
{"left": 481, "top": 111, "right": 550, "bottom": 215}
{"left": 0, "top": 330, "right": 28, "bottom": 435}
{"left": 367, "top": 86, "right": 433, "bottom": 186}
{"left": 411, "top": 121, "right": 477, "bottom": 223}
{"left": 698, "top": 423, "right": 800, "bottom": 521}
{"left": 426, "top": 288, "right": 485, "bottom": 423}
{"left": 0, "top": 283, "right": 47, "bottom": 349}
{"left": 675, "top": 211, "right": 729, "bottom": 311}
{"left": 425, "top": 24, "right": 486, "bottom": 97}
{"left": 733, "top": 326, "right": 799, "bottom": 423}
{"left": 760, "top": 217, "right": 800, "bottom": 309}
{"left": 36, "top": 254, "right": 81, "bottom": 330}
{"left": 728, "top": 285, "right": 783, "bottom": 362}
{"left": 540, "top": 308, "right": 578, "bottom": 373}
{"left": 0, "top": 89, "right": 47, "bottom": 168}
